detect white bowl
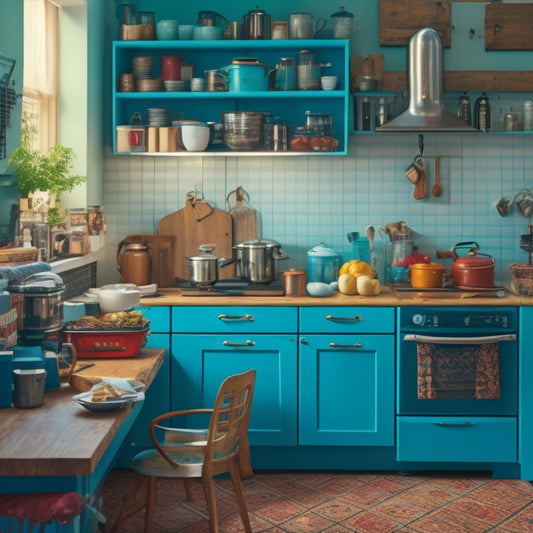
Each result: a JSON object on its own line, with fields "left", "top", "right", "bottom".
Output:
{"left": 320, "top": 76, "right": 338, "bottom": 91}
{"left": 97, "top": 289, "right": 140, "bottom": 314}
{"left": 181, "top": 123, "right": 210, "bottom": 151}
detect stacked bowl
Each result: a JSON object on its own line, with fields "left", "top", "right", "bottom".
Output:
{"left": 222, "top": 111, "right": 264, "bottom": 151}
{"left": 180, "top": 122, "right": 210, "bottom": 151}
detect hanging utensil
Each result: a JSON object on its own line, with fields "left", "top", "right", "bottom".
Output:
{"left": 227, "top": 186, "right": 259, "bottom": 245}
{"left": 365, "top": 225, "right": 376, "bottom": 271}
{"left": 413, "top": 134, "right": 427, "bottom": 200}
{"left": 432, "top": 155, "right": 443, "bottom": 197}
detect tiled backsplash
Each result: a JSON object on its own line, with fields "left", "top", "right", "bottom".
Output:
{"left": 100, "top": 134, "right": 531, "bottom": 286}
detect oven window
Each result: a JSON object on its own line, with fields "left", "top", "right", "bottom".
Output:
{"left": 417, "top": 341, "right": 500, "bottom": 400}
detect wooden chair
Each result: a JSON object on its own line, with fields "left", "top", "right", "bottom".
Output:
{"left": 114, "top": 369, "right": 256, "bottom": 533}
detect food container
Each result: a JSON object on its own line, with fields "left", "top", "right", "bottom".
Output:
{"left": 409, "top": 263, "right": 445, "bottom": 288}
{"left": 307, "top": 243, "right": 343, "bottom": 284}
{"left": 282, "top": 269, "right": 307, "bottom": 296}
{"left": 450, "top": 251, "right": 495, "bottom": 288}
{"left": 61, "top": 325, "right": 150, "bottom": 359}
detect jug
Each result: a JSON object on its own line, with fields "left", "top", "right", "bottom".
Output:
{"left": 117, "top": 242, "right": 152, "bottom": 286}
{"left": 289, "top": 13, "right": 326, "bottom": 39}
{"left": 307, "top": 243, "right": 343, "bottom": 284}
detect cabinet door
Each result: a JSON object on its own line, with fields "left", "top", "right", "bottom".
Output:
{"left": 299, "top": 334, "right": 395, "bottom": 446}
{"left": 171, "top": 334, "right": 297, "bottom": 446}
{"left": 128, "top": 333, "right": 171, "bottom": 449}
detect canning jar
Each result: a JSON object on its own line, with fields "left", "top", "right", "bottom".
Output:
{"left": 297, "top": 50, "right": 320, "bottom": 90}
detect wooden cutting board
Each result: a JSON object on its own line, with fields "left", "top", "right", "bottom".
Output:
{"left": 227, "top": 187, "right": 259, "bottom": 245}
{"left": 158, "top": 199, "right": 233, "bottom": 281}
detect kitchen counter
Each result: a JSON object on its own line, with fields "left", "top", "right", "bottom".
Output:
{"left": 0, "top": 348, "right": 164, "bottom": 480}
{"left": 140, "top": 285, "right": 529, "bottom": 307}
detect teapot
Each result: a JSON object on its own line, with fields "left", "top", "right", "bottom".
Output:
{"left": 220, "top": 58, "right": 275, "bottom": 92}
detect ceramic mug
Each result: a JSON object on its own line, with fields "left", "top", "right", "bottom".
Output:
{"left": 157, "top": 19, "right": 179, "bottom": 40}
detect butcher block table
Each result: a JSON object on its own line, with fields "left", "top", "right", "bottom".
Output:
{"left": 0, "top": 348, "right": 164, "bottom": 500}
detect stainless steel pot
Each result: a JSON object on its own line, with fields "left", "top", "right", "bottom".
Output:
{"left": 233, "top": 239, "right": 289, "bottom": 284}
{"left": 185, "top": 245, "right": 233, "bottom": 287}
{"left": 9, "top": 272, "right": 65, "bottom": 332}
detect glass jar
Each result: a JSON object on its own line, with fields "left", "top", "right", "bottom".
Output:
{"left": 331, "top": 6, "right": 355, "bottom": 39}
{"left": 392, "top": 234, "right": 414, "bottom": 268}
{"left": 274, "top": 57, "right": 296, "bottom": 91}
{"left": 297, "top": 50, "right": 320, "bottom": 90}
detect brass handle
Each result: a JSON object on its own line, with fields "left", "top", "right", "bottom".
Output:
{"left": 329, "top": 342, "right": 363, "bottom": 349}
{"left": 218, "top": 314, "right": 254, "bottom": 322}
{"left": 223, "top": 340, "right": 256, "bottom": 347}
{"left": 326, "top": 314, "right": 363, "bottom": 322}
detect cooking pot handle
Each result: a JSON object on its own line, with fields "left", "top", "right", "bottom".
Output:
{"left": 117, "top": 240, "right": 128, "bottom": 271}
{"left": 436, "top": 241, "right": 479, "bottom": 259}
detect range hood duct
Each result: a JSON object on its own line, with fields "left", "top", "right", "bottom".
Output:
{"left": 377, "top": 28, "right": 476, "bottom": 132}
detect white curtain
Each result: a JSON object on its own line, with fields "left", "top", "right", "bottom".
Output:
{"left": 23, "top": 0, "right": 58, "bottom": 152}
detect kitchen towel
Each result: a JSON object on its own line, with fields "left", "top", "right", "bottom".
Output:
{"left": 417, "top": 341, "right": 500, "bottom": 400}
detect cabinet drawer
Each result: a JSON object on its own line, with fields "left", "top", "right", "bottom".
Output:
{"left": 300, "top": 307, "right": 395, "bottom": 334}
{"left": 172, "top": 306, "right": 297, "bottom": 333}
{"left": 397, "top": 417, "right": 517, "bottom": 463}
{"left": 136, "top": 305, "right": 170, "bottom": 333}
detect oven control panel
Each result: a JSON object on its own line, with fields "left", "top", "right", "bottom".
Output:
{"left": 401, "top": 307, "right": 517, "bottom": 332}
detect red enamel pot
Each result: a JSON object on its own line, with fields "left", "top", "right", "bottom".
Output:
{"left": 450, "top": 250, "right": 495, "bottom": 288}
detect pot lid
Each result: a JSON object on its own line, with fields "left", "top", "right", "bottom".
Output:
{"left": 9, "top": 272, "right": 65, "bottom": 294}
{"left": 283, "top": 268, "right": 305, "bottom": 277}
{"left": 453, "top": 251, "right": 495, "bottom": 269}
{"left": 308, "top": 243, "right": 342, "bottom": 257}
{"left": 186, "top": 244, "right": 222, "bottom": 261}
{"left": 246, "top": 7, "right": 268, "bottom": 15}
{"left": 235, "top": 238, "right": 281, "bottom": 249}
{"left": 122, "top": 243, "right": 148, "bottom": 251}
{"left": 331, "top": 6, "right": 354, "bottom": 18}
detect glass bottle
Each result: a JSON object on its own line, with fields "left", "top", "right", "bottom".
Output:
{"left": 458, "top": 92, "right": 472, "bottom": 125}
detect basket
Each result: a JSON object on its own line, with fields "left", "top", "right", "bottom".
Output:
{"left": 509, "top": 263, "right": 533, "bottom": 296}
{"left": 0, "top": 308, "right": 18, "bottom": 349}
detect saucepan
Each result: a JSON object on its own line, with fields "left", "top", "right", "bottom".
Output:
{"left": 186, "top": 245, "right": 234, "bottom": 287}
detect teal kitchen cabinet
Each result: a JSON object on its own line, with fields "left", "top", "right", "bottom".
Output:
{"left": 299, "top": 307, "right": 395, "bottom": 446}
{"left": 171, "top": 306, "right": 298, "bottom": 446}
{"left": 117, "top": 306, "right": 171, "bottom": 465}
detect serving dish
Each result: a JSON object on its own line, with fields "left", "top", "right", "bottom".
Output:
{"left": 72, "top": 390, "right": 145, "bottom": 412}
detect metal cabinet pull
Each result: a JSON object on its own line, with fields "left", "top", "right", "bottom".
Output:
{"left": 326, "top": 314, "right": 363, "bottom": 322}
{"left": 328, "top": 342, "right": 363, "bottom": 348}
{"left": 223, "top": 339, "right": 256, "bottom": 347}
{"left": 404, "top": 334, "right": 516, "bottom": 344}
{"left": 218, "top": 314, "right": 254, "bottom": 322}
{"left": 435, "top": 421, "right": 477, "bottom": 427}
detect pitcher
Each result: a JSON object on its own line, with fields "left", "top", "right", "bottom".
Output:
{"left": 289, "top": 13, "right": 326, "bottom": 39}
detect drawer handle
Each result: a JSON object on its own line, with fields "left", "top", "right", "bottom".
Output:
{"left": 218, "top": 314, "right": 254, "bottom": 322}
{"left": 328, "top": 342, "right": 363, "bottom": 349}
{"left": 435, "top": 421, "right": 477, "bottom": 427}
{"left": 223, "top": 339, "right": 256, "bottom": 347}
{"left": 326, "top": 314, "right": 363, "bottom": 322}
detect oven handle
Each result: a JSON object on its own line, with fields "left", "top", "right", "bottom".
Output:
{"left": 403, "top": 334, "right": 516, "bottom": 344}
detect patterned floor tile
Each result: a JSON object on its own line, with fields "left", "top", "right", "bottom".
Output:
{"left": 277, "top": 511, "right": 336, "bottom": 532}
{"left": 341, "top": 510, "right": 402, "bottom": 532}
{"left": 312, "top": 500, "right": 362, "bottom": 522}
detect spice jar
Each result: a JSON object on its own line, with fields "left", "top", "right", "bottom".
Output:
{"left": 282, "top": 269, "right": 307, "bottom": 296}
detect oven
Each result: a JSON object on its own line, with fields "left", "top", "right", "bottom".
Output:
{"left": 398, "top": 307, "right": 518, "bottom": 416}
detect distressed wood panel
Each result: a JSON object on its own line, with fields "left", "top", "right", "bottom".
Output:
{"left": 379, "top": 71, "right": 533, "bottom": 92}
{"left": 379, "top": 0, "right": 451, "bottom": 47}
{"left": 485, "top": 4, "right": 533, "bottom": 50}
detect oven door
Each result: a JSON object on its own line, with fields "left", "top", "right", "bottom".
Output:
{"left": 398, "top": 333, "right": 517, "bottom": 415}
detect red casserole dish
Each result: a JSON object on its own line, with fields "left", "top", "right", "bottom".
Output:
{"left": 61, "top": 324, "right": 150, "bottom": 358}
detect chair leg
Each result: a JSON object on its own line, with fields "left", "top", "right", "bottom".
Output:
{"left": 144, "top": 476, "right": 157, "bottom": 533}
{"left": 109, "top": 472, "right": 148, "bottom": 533}
{"left": 184, "top": 479, "right": 193, "bottom": 501}
{"left": 202, "top": 473, "right": 219, "bottom": 533}
{"left": 229, "top": 457, "right": 252, "bottom": 533}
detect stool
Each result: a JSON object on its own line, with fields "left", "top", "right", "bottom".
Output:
{"left": 0, "top": 492, "right": 84, "bottom": 533}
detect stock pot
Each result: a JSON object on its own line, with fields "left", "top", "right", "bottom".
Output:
{"left": 233, "top": 239, "right": 289, "bottom": 284}
{"left": 450, "top": 251, "right": 495, "bottom": 288}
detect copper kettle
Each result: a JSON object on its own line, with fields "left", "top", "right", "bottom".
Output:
{"left": 117, "top": 241, "right": 151, "bottom": 286}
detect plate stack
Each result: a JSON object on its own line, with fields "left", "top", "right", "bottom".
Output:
{"left": 132, "top": 56, "right": 153, "bottom": 79}
{"left": 163, "top": 80, "right": 191, "bottom": 92}
{"left": 148, "top": 108, "right": 170, "bottom": 127}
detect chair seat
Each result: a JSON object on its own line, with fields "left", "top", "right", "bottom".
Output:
{"left": 133, "top": 447, "right": 205, "bottom": 478}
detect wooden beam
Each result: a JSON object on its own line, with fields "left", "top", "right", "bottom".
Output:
{"left": 485, "top": 4, "right": 533, "bottom": 50}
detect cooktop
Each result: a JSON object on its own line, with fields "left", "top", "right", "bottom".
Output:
{"left": 176, "top": 279, "right": 285, "bottom": 297}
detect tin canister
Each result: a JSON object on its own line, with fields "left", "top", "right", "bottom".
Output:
{"left": 282, "top": 269, "right": 307, "bottom": 296}
{"left": 205, "top": 69, "right": 228, "bottom": 92}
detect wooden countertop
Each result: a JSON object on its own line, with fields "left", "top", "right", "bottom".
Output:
{"left": 0, "top": 348, "right": 165, "bottom": 477}
{"left": 140, "top": 286, "right": 529, "bottom": 307}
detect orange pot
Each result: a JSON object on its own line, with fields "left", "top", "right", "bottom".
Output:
{"left": 409, "top": 263, "right": 445, "bottom": 288}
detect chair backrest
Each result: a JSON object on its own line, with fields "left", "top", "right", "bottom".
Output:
{"left": 205, "top": 369, "right": 256, "bottom": 464}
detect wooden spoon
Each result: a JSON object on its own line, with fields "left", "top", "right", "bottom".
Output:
{"left": 432, "top": 156, "right": 443, "bottom": 197}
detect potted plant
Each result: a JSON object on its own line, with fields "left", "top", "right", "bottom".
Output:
{"left": 8, "top": 142, "right": 86, "bottom": 226}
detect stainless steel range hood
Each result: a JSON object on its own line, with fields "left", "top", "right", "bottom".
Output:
{"left": 377, "top": 28, "right": 476, "bottom": 132}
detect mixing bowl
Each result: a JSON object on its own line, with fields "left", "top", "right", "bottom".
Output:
{"left": 222, "top": 111, "right": 264, "bottom": 151}
{"left": 181, "top": 122, "right": 210, "bottom": 151}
